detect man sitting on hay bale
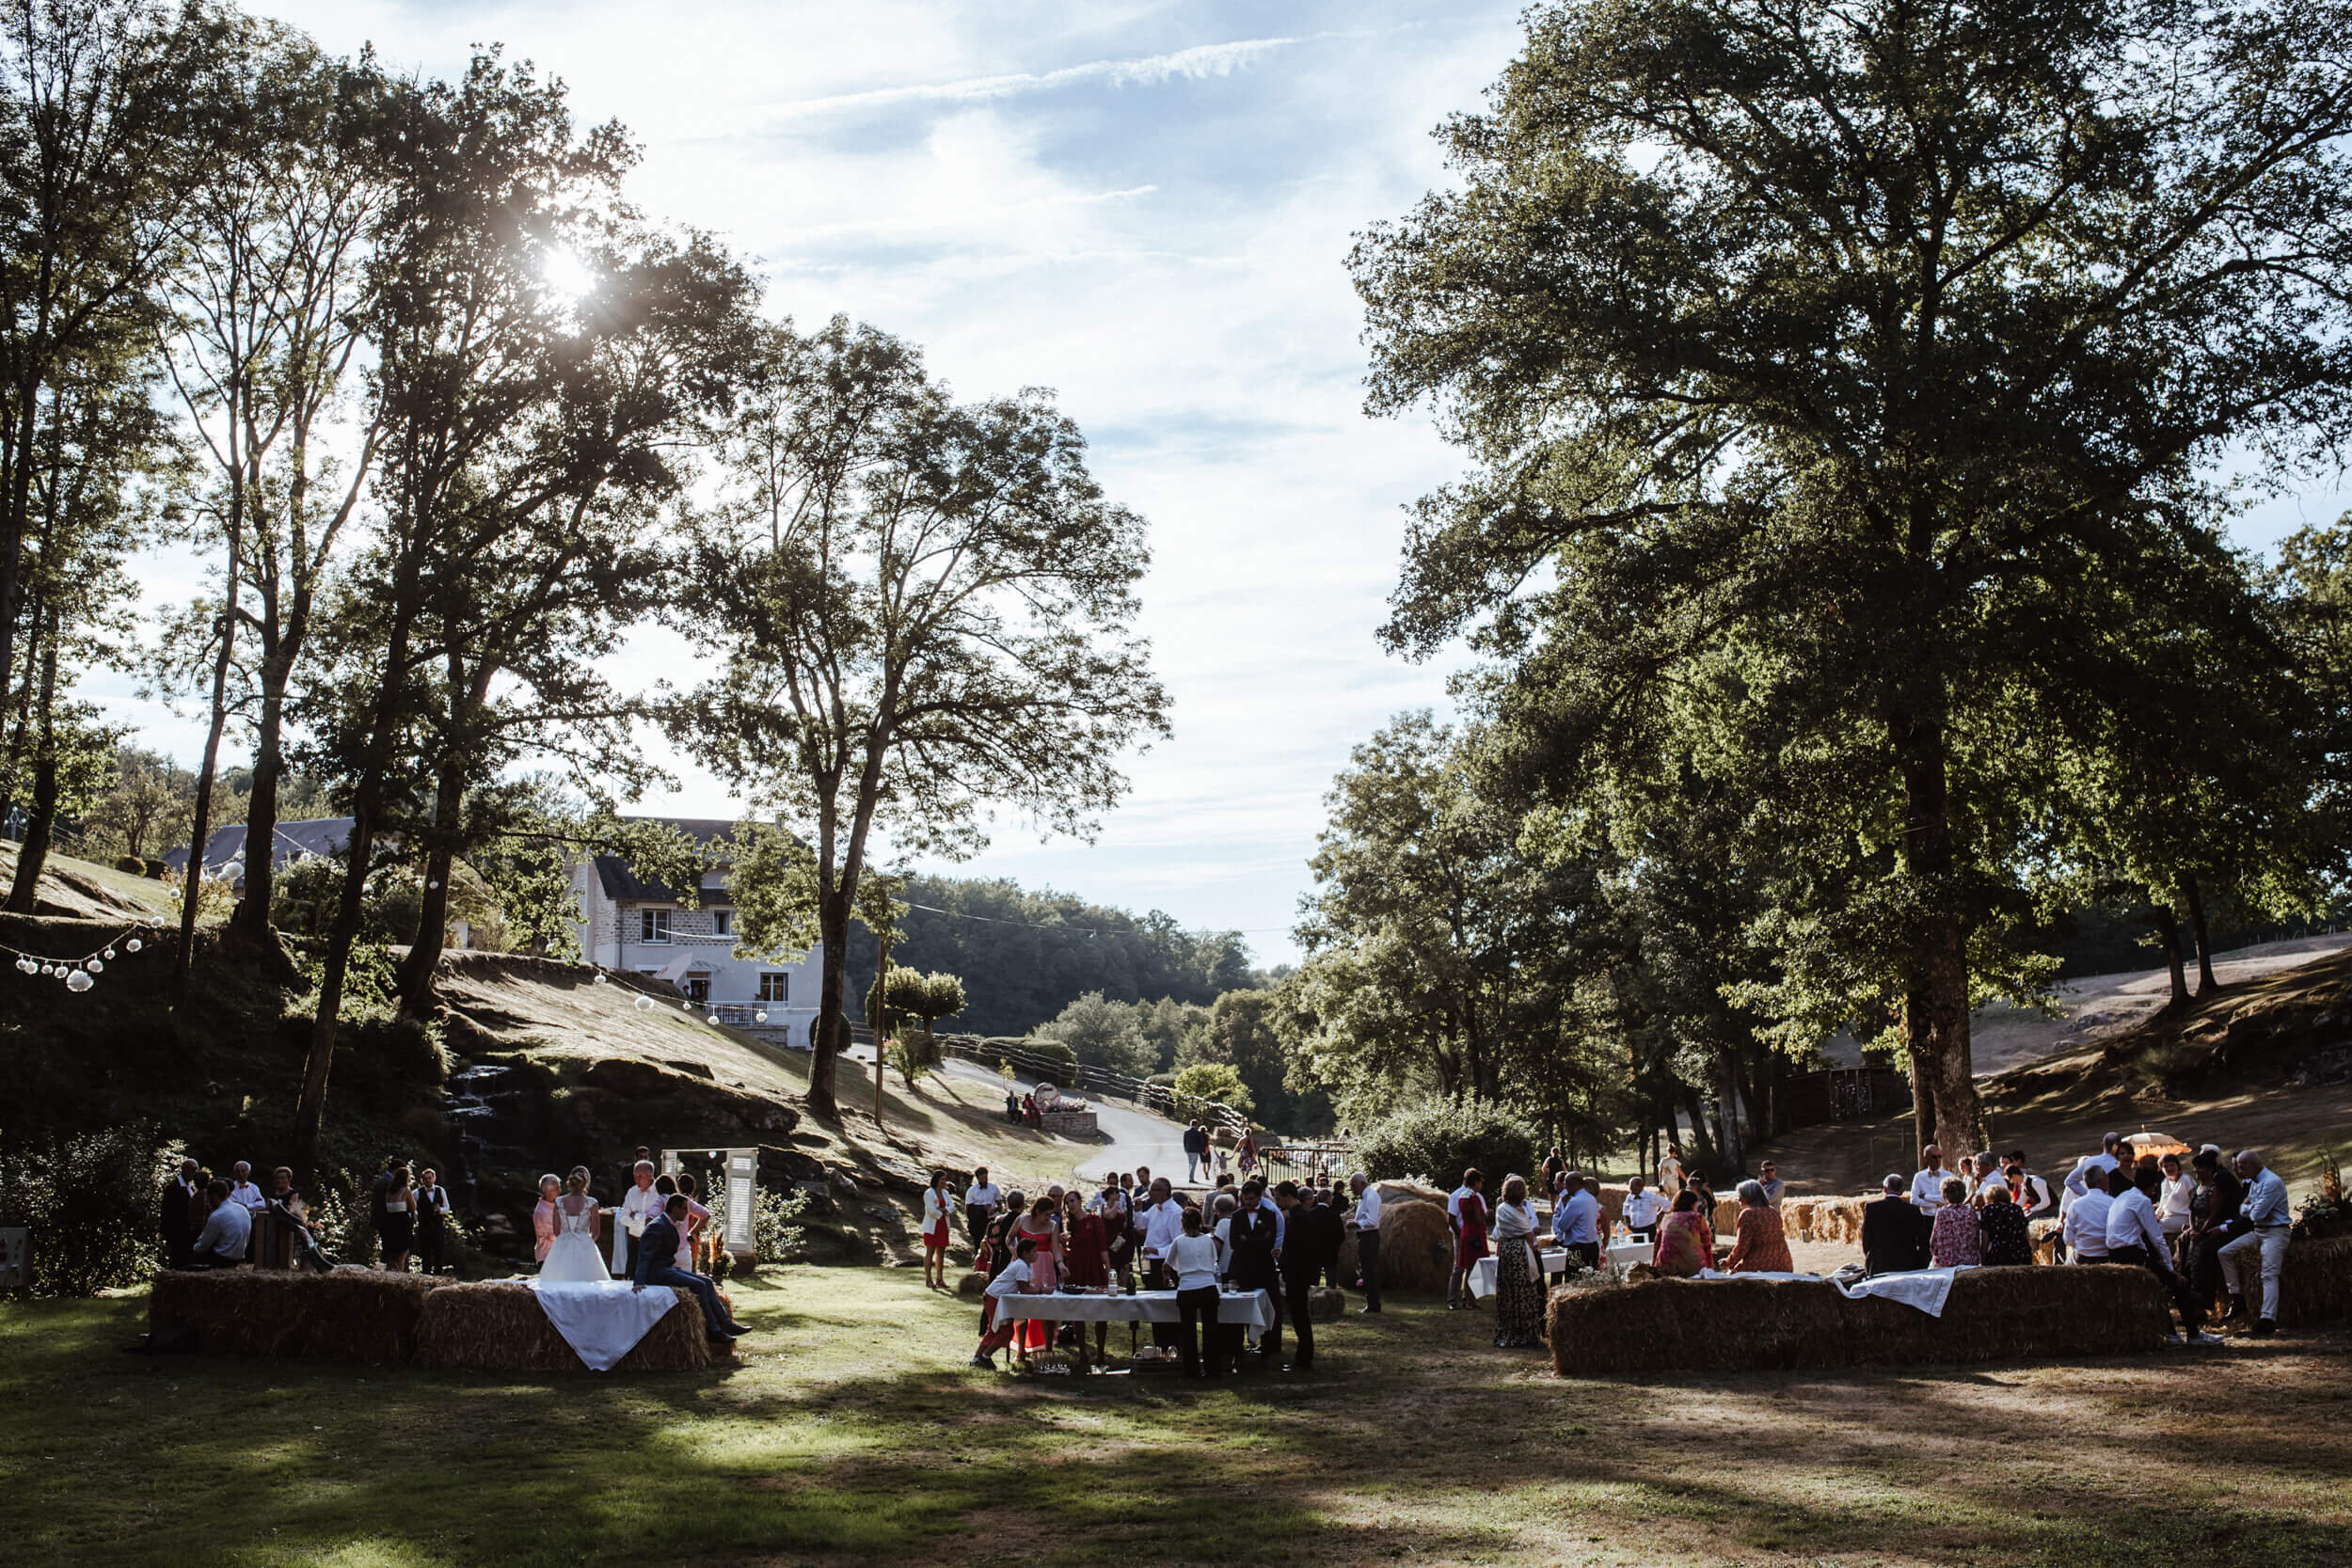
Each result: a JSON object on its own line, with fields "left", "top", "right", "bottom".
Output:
{"left": 632, "top": 1196, "right": 749, "bottom": 1343}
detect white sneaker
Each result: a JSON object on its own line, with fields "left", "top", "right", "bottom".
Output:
{"left": 2188, "top": 1331, "right": 2225, "bottom": 1346}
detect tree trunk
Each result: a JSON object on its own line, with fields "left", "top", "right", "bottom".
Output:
{"left": 396, "top": 757, "right": 464, "bottom": 1016}
{"left": 1893, "top": 707, "right": 1982, "bottom": 1163}
{"left": 175, "top": 595, "right": 241, "bottom": 990}
{"left": 2153, "top": 896, "right": 2190, "bottom": 1010}
{"left": 870, "top": 920, "right": 889, "bottom": 1126}
{"left": 4, "top": 609, "right": 61, "bottom": 913}
{"left": 231, "top": 673, "right": 289, "bottom": 942}
{"left": 293, "top": 793, "right": 376, "bottom": 1172}
{"left": 2185, "top": 875, "right": 2220, "bottom": 997}
{"left": 808, "top": 887, "right": 850, "bottom": 1119}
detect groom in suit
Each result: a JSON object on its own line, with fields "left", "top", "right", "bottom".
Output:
{"left": 160, "top": 1158, "right": 200, "bottom": 1269}
{"left": 632, "top": 1195, "right": 750, "bottom": 1342}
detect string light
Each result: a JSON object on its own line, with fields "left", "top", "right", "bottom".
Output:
{"left": 0, "top": 919, "right": 156, "bottom": 993}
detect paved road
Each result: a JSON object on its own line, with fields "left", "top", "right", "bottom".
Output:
{"left": 936, "top": 1056, "right": 1194, "bottom": 1185}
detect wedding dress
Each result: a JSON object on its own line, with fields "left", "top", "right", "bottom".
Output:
{"left": 539, "top": 1194, "right": 609, "bottom": 1282}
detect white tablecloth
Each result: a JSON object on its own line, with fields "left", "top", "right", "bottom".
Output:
{"left": 994, "top": 1288, "right": 1275, "bottom": 1330}
{"left": 1607, "top": 1239, "right": 1652, "bottom": 1268}
{"left": 1469, "top": 1248, "right": 1575, "bottom": 1299}
{"left": 1689, "top": 1266, "right": 1969, "bottom": 1318}
{"left": 531, "top": 1279, "right": 678, "bottom": 1370}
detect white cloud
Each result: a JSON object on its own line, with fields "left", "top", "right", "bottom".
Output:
{"left": 756, "top": 35, "right": 1319, "bottom": 119}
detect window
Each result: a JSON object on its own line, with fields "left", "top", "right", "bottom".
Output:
{"left": 757, "top": 972, "right": 789, "bottom": 1003}
{"left": 639, "top": 909, "right": 672, "bottom": 943}
{"left": 710, "top": 908, "right": 733, "bottom": 937}
{"left": 685, "top": 975, "right": 710, "bottom": 1003}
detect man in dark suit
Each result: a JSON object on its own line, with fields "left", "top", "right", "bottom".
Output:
{"left": 1225, "top": 1180, "right": 1283, "bottom": 1370}
{"left": 1274, "top": 1181, "right": 1342, "bottom": 1373}
{"left": 160, "top": 1158, "right": 200, "bottom": 1270}
{"left": 633, "top": 1196, "right": 750, "bottom": 1341}
{"left": 1861, "top": 1174, "right": 1933, "bottom": 1275}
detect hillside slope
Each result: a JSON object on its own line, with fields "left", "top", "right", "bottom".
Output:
{"left": 1759, "top": 951, "right": 2352, "bottom": 1198}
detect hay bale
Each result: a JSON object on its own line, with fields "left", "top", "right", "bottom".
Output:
{"left": 1335, "top": 1226, "right": 1359, "bottom": 1283}
{"left": 955, "top": 1270, "right": 988, "bottom": 1296}
{"left": 2029, "top": 1218, "right": 2064, "bottom": 1266}
{"left": 1308, "top": 1287, "right": 1345, "bottom": 1321}
{"left": 1783, "top": 1196, "right": 1869, "bottom": 1244}
{"left": 416, "top": 1282, "right": 715, "bottom": 1372}
{"left": 1713, "top": 1196, "right": 1741, "bottom": 1235}
{"left": 1374, "top": 1180, "right": 1446, "bottom": 1206}
{"left": 1547, "top": 1265, "right": 2173, "bottom": 1378}
{"left": 1377, "top": 1198, "right": 1456, "bottom": 1291}
{"left": 1549, "top": 1276, "right": 1850, "bottom": 1375}
{"left": 149, "top": 1267, "right": 443, "bottom": 1364}
{"left": 2280, "top": 1235, "right": 2352, "bottom": 1328}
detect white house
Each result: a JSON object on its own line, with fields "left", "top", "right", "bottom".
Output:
{"left": 568, "top": 816, "right": 825, "bottom": 1047}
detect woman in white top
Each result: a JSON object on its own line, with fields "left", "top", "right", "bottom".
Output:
{"left": 921, "top": 1170, "right": 954, "bottom": 1289}
{"left": 1164, "top": 1207, "right": 1224, "bottom": 1379}
{"left": 2156, "top": 1153, "right": 2196, "bottom": 1240}
{"left": 1489, "top": 1176, "right": 1546, "bottom": 1349}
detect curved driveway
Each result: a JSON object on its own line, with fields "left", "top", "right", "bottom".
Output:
{"left": 938, "top": 1056, "right": 1194, "bottom": 1186}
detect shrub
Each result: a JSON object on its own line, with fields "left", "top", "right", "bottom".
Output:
{"left": 113, "top": 854, "right": 144, "bottom": 875}
{"left": 1018, "top": 1036, "right": 1079, "bottom": 1079}
{"left": 1172, "top": 1063, "right": 1254, "bottom": 1118}
{"left": 142, "top": 858, "right": 167, "bottom": 879}
{"left": 0, "top": 1124, "right": 171, "bottom": 1296}
{"left": 1353, "top": 1100, "right": 1543, "bottom": 1190}
{"left": 706, "top": 1182, "right": 811, "bottom": 1266}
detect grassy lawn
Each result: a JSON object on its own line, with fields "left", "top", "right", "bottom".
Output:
{"left": 5, "top": 1267, "right": 2350, "bottom": 1567}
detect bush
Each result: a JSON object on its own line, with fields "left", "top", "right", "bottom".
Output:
{"left": 142, "top": 858, "right": 167, "bottom": 879}
{"left": 1172, "top": 1062, "right": 1254, "bottom": 1118}
{"left": 1018, "top": 1037, "right": 1079, "bottom": 1079}
{"left": 706, "top": 1182, "right": 811, "bottom": 1265}
{"left": 113, "top": 854, "right": 144, "bottom": 874}
{"left": 1353, "top": 1100, "right": 1543, "bottom": 1190}
{"left": 0, "top": 1124, "right": 171, "bottom": 1296}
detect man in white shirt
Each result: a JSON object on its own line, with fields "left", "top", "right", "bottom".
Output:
{"left": 1620, "top": 1176, "right": 1666, "bottom": 1241}
{"left": 1910, "top": 1145, "right": 1954, "bottom": 1211}
{"left": 1552, "top": 1173, "right": 1602, "bottom": 1270}
{"left": 970, "top": 1237, "right": 1041, "bottom": 1367}
{"left": 2062, "top": 1166, "right": 2112, "bottom": 1263}
{"left": 2218, "top": 1149, "right": 2293, "bottom": 1336}
{"left": 962, "top": 1168, "right": 1001, "bottom": 1248}
{"left": 2002, "top": 1152, "right": 2056, "bottom": 1220}
{"left": 1756, "top": 1163, "right": 1786, "bottom": 1209}
{"left": 228, "top": 1161, "right": 266, "bottom": 1212}
{"left": 1347, "top": 1173, "right": 1383, "bottom": 1314}
{"left": 611, "top": 1160, "right": 660, "bottom": 1278}
{"left": 2106, "top": 1163, "right": 2217, "bottom": 1343}
{"left": 1445, "top": 1168, "right": 1483, "bottom": 1308}
{"left": 187, "top": 1180, "right": 251, "bottom": 1269}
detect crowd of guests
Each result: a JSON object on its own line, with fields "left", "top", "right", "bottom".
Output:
{"left": 960, "top": 1163, "right": 1366, "bottom": 1377}
{"left": 1854, "top": 1133, "right": 2296, "bottom": 1341}
{"left": 159, "top": 1153, "right": 451, "bottom": 1275}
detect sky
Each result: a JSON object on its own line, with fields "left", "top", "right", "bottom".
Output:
{"left": 98, "top": 0, "right": 2350, "bottom": 969}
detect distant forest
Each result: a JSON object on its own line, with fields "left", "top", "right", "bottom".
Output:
{"left": 841, "top": 875, "right": 1264, "bottom": 1037}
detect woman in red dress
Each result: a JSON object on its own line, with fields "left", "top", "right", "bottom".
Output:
{"left": 1011, "top": 1196, "right": 1063, "bottom": 1353}
{"left": 1060, "top": 1189, "right": 1113, "bottom": 1361}
{"left": 1453, "top": 1173, "right": 1489, "bottom": 1310}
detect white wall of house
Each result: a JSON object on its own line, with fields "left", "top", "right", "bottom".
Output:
{"left": 569, "top": 858, "right": 826, "bottom": 1045}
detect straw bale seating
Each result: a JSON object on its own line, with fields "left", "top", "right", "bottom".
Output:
{"left": 149, "top": 1268, "right": 721, "bottom": 1372}
{"left": 1546, "top": 1265, "right": 2175, "bottom": 1376}
{"left": 418, "top": 1281, "right": 716, "bottom": 1372}
{"left": 2279, "top": 1235, "right": 2352, "bottom": 1328}
{"left": 150, "top": 1267, "right": 442, "bottom": 1364}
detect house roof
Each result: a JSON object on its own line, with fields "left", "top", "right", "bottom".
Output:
{"left": 589, "top": 816, "right": 749, "bottom": 904}
{"left": 161, "top": 817, "right": 354, "bottom": 875}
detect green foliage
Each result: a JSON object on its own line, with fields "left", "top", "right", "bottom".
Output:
{"left": 1170, "top": 1062, "right": 1253, "bottom": 1119}
{"left": 844, "top": 873, "right": 1256, "bottom": 1036}
{"left": 1036, "top": 990, "right": 1152, "bottom": 1075}
{"left": 1016, "top": 1037, "right": 1078, "bottom": 1079}
{"left": 0, "top": 1124, "right": 170, "bottom": 1297}
{"left": 1353, "top": 1101, "right": 1541, "bottom": 1191}
{"left": 707, "top": 1182, "right": 813, "bottom": 1265}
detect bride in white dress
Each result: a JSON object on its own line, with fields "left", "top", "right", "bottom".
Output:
{"left": 538, "top": 1167, "right": 609, "bottom": 1283}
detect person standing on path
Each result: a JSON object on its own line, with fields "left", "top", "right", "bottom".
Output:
{"left": 1348, "top": 1172, "right": 1383, "bottom": 1313}
{"left": 1183, "top": 1121, "right": 1210, "bottom": 1183}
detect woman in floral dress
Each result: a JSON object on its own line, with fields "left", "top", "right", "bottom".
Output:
{"left": 1489, "top": 1176, "right": 1546, "bottom": 1347}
